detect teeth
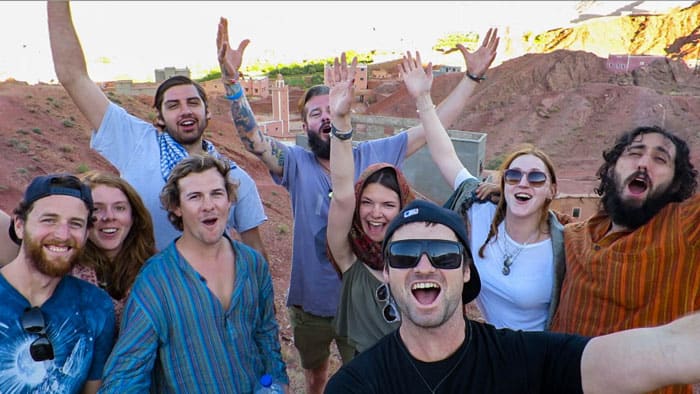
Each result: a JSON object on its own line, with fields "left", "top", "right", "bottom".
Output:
{"left": 101, "top": 228, "right": 117, "bottom": 234}
{"left": 368, "top": 221, "right": 383, "bottom": 227}
{"left": 181, "top": 120, "right": 195, "bottom": 126}
{"left": 412, "top": 282, "right": 440, "bottom": 290}
{"left": 515, "top": 193, "right": 531, "bottom": 200}
{"left": 47, "top": 245, "right": 69, "bottom": 252}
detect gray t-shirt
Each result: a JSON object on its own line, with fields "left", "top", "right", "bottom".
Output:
{"left": 91, "top": 102, "right": 267, "bottom": 251}
{"left": 275, "top": 133, "right": 407, "bottom": 316}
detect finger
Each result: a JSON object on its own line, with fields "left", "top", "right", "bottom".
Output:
{"left": 415, "top": 51, "right": 422, "bottom": 69}
{"left": 348, "top": 56, "right": 358, "bottom": 80}
{"left": 237, "top": 39, "right": 250, "bottom": 53}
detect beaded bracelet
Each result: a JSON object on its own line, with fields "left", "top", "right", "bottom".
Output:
{"left": 331, "top": 123, "right": 353, "bottom": 140}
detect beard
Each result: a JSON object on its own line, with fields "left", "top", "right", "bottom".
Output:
{"left": 602, "top": 172, "right": 676, "bottom": 230}
{"left": 23, "top": 230, "right": 82, "bottom": 278}
{"left": 308, "top": 130, "right": 330, "bottom": 160}
{"left": 166, "top": 116, "right": 207, "bottom": 147}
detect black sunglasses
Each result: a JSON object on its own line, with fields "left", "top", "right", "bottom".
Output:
{"left": 503, "top": 169, "right": 547, "bottom": 187}
{"left": 21, "top": 307, "right": 54, "bottom": 362}
{"left": 375, "top": 283, "right": 400, "bottom": 323}
{"left": 385, "top": 239, "right": 464, "bottom": 270}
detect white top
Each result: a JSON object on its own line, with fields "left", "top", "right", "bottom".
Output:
{"left": 455, "top": 168, "right": 554, "bottom": 331}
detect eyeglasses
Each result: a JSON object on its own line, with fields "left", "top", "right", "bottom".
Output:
{"left": 21, "top": 307, "right": 54, "bottom": 362}
{"left": 375, "top": 283, "right": 400, "bottom": 323}
{"left": 385, "top": 239, "right": 463, "bottom": 270}
{"left": 503, "top": 169, "right": 548, "bottom": 187}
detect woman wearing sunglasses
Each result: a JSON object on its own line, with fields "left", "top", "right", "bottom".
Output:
{"left": 400, "top": 51, "right": 570, "bottom": 331}
{"left": 325, "top": 54, "right": 416, "bottom": 355}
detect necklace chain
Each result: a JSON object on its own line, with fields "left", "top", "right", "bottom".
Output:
{"left": 499, "top": 227, "right": 539, "bottom": 276}
{"left": 397, "top": 322, "right": 472, "bottom": 393}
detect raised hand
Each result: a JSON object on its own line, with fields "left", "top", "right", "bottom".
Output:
{"left": 326, "top": 52, "right": 358, "bottom": 120}
{"left": 455, "top": 28, "right": 499, "bottom": 78}
{"left": 217, "top": 17, "right": 250, "bottom": 81}
{"left": 398, "top": 51, "right": 433, "bottom": 100}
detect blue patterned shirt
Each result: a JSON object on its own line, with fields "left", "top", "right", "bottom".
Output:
{"left": 99, "top": 236, "right": 288, "bottom": 393}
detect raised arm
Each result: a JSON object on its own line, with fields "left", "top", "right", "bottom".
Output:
{"left": 581, "top": 311, "right": 700, "bottom": 393}
{"left": 404, "top": 28, "right": 499, "bottom": 158}
{"left": 399, "top": 51, "right": 465, "bottom": 189}
{"left": 217, "top": 17, "right": 287, "bottom": 177}
{"left": 47, "top": 0, "right": 109, "bottom": 130}
{"left": 326, "top": 54, "right": 359, "bottom": 274}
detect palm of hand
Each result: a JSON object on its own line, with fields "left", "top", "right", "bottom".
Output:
{"left": 404, "top": 68, "right": 431, "bottom": 98}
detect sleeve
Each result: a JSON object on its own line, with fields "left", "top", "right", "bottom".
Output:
{"left": 253, "top": 250, "right": 289, "bottom": 385}
{"left": 90, "top": 102, "right": 156, "bottom": 171}
{"left": 228, "top": 165, "right": 267, "bottom": 233}
{"left": 87, "top": 294, "right": 116, "bottom": 381}
{"left": 354, "top": 132, "right": 408, "bottom": 172}
{"left": 98, "top": 294, "right": 159, "bottom": 393}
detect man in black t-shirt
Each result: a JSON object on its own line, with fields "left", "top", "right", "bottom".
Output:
{"left": 325, "top": 200, "right": 700, "bottom": 394}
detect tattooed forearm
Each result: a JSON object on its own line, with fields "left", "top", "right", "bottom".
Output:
{"left": 270, "top": 140, "right": 286, "bottom": 168}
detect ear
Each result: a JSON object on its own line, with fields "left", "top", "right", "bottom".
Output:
{"left": 548, "top": 183, "right": 558, "bottom": 200}
{"left": 173, "top": 206, "right": 182, "bottom": 219}
{"left": 382, "top": 266, "right": 390, "bottom": 283}
{"left": 301, "top": 121, "right": 308, "bottom": 133}
{"left": 463, "top": 263, "right": 471, "bottom": 284}
{"left": 206, "top": 108, "right": 212, "bottom": 121}
{"left": 13, "top": 215, "right": 24, "bottom": 241}
{"left": 154, "top": 114, "right": 165, "bottom": 129}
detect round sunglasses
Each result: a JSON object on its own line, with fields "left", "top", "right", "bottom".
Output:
{"left": 503, "top": 169, "right": 548, "bottom": 188}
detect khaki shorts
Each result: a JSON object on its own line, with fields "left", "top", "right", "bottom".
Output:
{"left": 287, "top": 306, "right": 355, "bottom": 370}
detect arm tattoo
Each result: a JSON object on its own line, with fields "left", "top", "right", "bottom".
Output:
{"left": 269, "top": 140, "right": 287, "bottom": 168}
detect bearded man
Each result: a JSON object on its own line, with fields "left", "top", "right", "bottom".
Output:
{"left": 550, "top": 126, "right": 700, "bottom": 394}
{"left": 0, "top": 174, "right": 115, "bottom": 394}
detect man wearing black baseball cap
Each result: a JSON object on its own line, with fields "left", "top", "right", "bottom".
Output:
{"left": 0, "top": 174, "right": 115, "bottom": 393}
{"left": 326, "top": 199, "right": 700, "bottom": 393}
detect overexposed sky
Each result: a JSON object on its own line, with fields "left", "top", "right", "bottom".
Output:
{"left": 0, "top": 1, "right": 693, "bottom": 83}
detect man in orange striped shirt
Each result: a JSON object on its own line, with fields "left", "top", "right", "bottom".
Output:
{"left": 551, "top": 126, "right": 699, "bottom": 394}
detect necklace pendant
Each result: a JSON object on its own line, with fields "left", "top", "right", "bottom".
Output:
{"left": 502, "top": 256, "right": 512, "bottom": 276}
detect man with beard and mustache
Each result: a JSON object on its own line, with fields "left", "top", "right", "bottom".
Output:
{"left": 550, "top": 126, "right": 700, "bottom": 394}
{"left": 0, "top": 174, "right": 115, "bottom": 394}
{"left": 47, "top": 1, "right": 268, "bottom": 257}
{"left": 217, "top": 17, "right": 499, "bottom": 394}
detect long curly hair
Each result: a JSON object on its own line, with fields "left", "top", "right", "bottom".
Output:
{"left": 478, "top": 145, "right": 557, "bottom": 258}
{"left": 79, "top": 171, "right": 156, "bottom": 300}
{"left": 595, "top": 126, "right": 697, "bottom": 205}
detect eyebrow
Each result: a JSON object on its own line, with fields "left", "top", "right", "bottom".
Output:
{"left": 627, "top": 143, "right": 672, "bottom": 158}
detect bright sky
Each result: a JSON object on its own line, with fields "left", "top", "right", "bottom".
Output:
{"left": 0, "top": 1, "right": 693, "bottom": 83}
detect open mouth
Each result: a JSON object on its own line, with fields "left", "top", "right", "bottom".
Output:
{"left": 179, "top": 118, "right": 196, "bottom": 128}
{"left": 99, "top": 228, "right": 118, "bottom": 235}
{"left": 411, "top": 282, "right": 441, "bottom": 305}
{"left": 514, "top": 192, "right": 532, "bottom": 202}
{"left": 321, "top": 123, "right": 332, "bottom": 134}
{"left": 627, "top": 175, "right": 649, "bottom": 195}
{"left": 45, "top": 244, "right": 71, "bottom": 254}
{"left": 202, "top": 218, "right": 218, "bottom": 226}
